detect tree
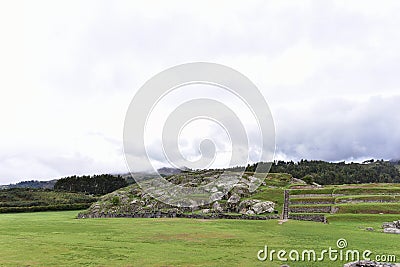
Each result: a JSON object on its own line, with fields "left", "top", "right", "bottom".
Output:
{"left": 302, "top": 174, "right": 314, "bottom": 185}
{"left": 54, "top": 174, "right": 128, "bottom": 195}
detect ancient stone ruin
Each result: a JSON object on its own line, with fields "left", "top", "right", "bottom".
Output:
{"left": 78, "top": 170, "right": 278, "bottom": 220}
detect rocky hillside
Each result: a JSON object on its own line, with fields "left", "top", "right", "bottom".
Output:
{"left": 78, "top": 171, "right": 294, "bottom": 219}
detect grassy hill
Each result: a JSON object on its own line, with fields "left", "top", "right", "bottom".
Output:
{"left": 0, "top": 188, "right": 97, "bottom": 213}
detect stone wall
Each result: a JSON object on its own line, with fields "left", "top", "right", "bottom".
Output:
{"left": 282, "top": 190, "right": 289, "bottom": 220}
{"left": 78, "top": 211, "right": 328, "bottom": 223}
{"left": 288, "top": 214, "right": 327, "bottom": 223}
{"left": 289, "top": 194, "right": 336, "bottom": 198}
{"left": 78, "top": 211, "right": 280, "bottom": 220}
{"left": 289, "top": 200, "right": 335, "bottom": 205}
{"left": 337, "top": 199, "right": 400, "bottom": 204}
{"left": 289, "top": 206, "right": 332, "bottom": 213}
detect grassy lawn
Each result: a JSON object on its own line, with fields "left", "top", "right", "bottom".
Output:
{"left": 290, "top": 188, "right": 336, "bottom": 195}
{"left": 0, "top": 211, "right": 399, "bottom": 266}
{"left": 290, "top": 196, "right": 335, "bottom": 204}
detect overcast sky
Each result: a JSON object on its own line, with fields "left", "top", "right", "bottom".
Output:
{"left": 1, "top": 0, "right": 400, "bottom": 184}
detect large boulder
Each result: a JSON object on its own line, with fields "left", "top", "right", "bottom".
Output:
{"left": 238, "top": 199, "right": 275, "bottom": 215}
{"left": 212, "top": 201, "right": 223, "bottom": 213}
{"left": 382, "top": 220, "right": 400, "bottom": 228}
{"left": 210, "top": 191, "right": 225, "bottom": 202}
{"left": 231, "top": 183, "right": 250, "bottom": 196}
{"left": 245, "top": 210, "right": 255, "bottom": 215}
{"left": 384, "top": 228, "right": 400, "bottom": 234}
{"left": 238, "top": 199, "right": 258, "bottom": 213}
{"left": 382, "top": 222, "right": 396, "bottom": 229}
{"left": 227, "top": 193, "right": 240, "bottom": 204}
{"left": 382, "top": 220, "right": 400, "bottom": 234}
{"left": 252, "top": 201, "right": 275, "bottom": 214}
{"left": 201, "top": 208, "right": 211, "bottom": 214}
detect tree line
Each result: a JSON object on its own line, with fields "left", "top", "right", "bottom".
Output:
{"left": 245, "top": 160, "right": 400, "bottom": 185}
{"left": 54, "top": 174, "right": 127, "bottom": 195}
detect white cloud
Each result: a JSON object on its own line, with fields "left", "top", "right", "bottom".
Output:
{"left": 275, "top": 95, "right": 400, "bottom": 162}
{"left": 0, "top": 0, "right": 400, "bottom": 183}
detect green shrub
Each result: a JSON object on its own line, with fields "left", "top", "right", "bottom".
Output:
{"left": 111, "top": 196, "right": 120, "bottom": 205}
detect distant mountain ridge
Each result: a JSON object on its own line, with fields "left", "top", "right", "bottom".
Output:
{"left": 157, "top": 167, "right": 183, "bottom": 176}
{"left": 0, "top": 179, "right": 57, "bottom": 190}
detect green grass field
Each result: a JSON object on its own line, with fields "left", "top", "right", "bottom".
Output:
{"left": 0, "top": 211, "right": 399, "bottom": 266}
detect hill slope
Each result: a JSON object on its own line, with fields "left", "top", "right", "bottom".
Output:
{"left": 0, "top": 188, "right": 97, "bottom": 213}
{"left": 78, "top": 171, "right": 294, "bottom": 219}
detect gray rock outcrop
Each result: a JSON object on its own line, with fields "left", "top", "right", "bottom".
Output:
{"left": 238, "top": 199, "right": 275, "bottom": 215}
{"left": 344, "top": 261, "right": 400, "bottom": 267}
{"left": 78, "top": 170, "right": 277, "bottom": 219}
{"left": 227, "top": 193, "right": 240, "bottom": 204}
{"left": 382, "top": 220, "right": 400, "bottom": 234}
